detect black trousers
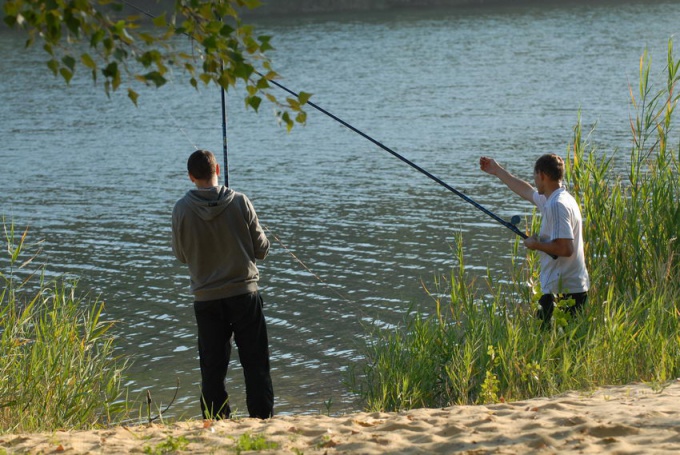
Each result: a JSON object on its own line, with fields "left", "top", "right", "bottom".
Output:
{"left": 537, "top": 292, "right": 588, "bottom": 328}
{"left": 193, "top": 291, "right": 273, "bottom": 419}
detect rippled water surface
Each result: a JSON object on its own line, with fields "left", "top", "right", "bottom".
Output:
{"left": 1, "top": 1, "right": 679, "bottom": 416}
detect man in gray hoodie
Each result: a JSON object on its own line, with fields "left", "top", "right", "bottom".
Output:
{"left": 172, "top": 149, "right": 273, "bottom": 419}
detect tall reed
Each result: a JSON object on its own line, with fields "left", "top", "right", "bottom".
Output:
{"left": 0, "top": 222, "right": 129, "bottom": 433}
{"left": 349, "top": 40, "right": 680, "bottom": 412}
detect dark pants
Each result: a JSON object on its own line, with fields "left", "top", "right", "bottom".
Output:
{"left": 193, "top": 291, "right": 273, "bottom": 419}
{"left": 537, "top": 292, "right": 588, "bottom": 328}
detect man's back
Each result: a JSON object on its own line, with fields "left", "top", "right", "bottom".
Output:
{"left": 533, "top": 187, "right": 589, "bottom": 294}
{"left": 172, "top": 185, "right": 270, "bottom": 301}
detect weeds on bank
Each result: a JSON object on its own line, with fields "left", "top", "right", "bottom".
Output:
{"left": 234, "top": 432, "right": 279, "bottom": 453}
{"left": 350, "top": 39, "right": 680, "bottom": 412}
{"left": 143, "top": 435, "right": 190, "bottom": 454}
{"left": 0, "top": 222, "right": 129, "bottom": 433}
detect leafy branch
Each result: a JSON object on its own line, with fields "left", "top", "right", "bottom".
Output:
{"left": 3, "top": 0, "right": 310, "bottom": 129}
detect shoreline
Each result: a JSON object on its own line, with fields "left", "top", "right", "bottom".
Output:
{"left": 109, "top": 0, "right": 654, "bottom": 19}
{"left": 2, "top": 381, "right": 679, "bottom": 454}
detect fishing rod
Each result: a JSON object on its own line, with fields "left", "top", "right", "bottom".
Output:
{"left": 258, "top": 71, "right": 529, "bottom": 241}
{"left": 266, "top": 79, "right": 560, "bottom": 258}
{"left": 220, "top": 63, "right": 229, "bottom": 187}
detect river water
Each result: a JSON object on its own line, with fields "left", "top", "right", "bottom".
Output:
{"left": 1, "top": 1, "right": 679, "bottom": 417}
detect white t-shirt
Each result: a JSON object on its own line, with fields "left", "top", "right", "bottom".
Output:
{"left": 532, "top": 187, "right": 589, "bottom": 294}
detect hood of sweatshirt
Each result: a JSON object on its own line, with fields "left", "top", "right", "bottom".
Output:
{"left": 184, "top": 185, "right": 235, "bottom": 221}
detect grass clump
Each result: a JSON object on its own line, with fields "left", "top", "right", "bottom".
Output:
{"left": 0, "top": 223, "right": 129, "bottom": 433}
{"left": 143, "top": 435, "right": 190, "bottom": 454}
{"left": 350, "top": 39, "right": 680, "bottom": 412}
{"left": 234, "top": 432, "right": 279, "bottom": 453}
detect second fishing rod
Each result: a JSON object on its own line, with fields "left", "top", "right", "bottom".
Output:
{"left": 260, "top": 72, "right": 536, "bottom": 243}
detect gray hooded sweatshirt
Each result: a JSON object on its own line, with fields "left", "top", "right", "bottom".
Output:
{"left": 172, "top": 186, "right": 269, "bottom": 301}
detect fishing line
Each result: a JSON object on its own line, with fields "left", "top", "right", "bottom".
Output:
{"left": 165, "top": 73, "right": 200, "bottom": 151}
{"left": 263, "top": 226, "right": 354, "bottom": 306}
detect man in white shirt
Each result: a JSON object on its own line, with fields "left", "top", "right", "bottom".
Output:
{"left": 480, "top": 154, "right": 589, "bottom": 327}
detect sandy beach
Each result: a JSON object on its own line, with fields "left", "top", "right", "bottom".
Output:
{"left": 1, "top": 381, "right": 678, "bottom": 454}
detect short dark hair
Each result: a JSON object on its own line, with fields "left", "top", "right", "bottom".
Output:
{"left": 534, "top": 154, "right": 564, "bottom": 182}
{"left": 187, "top": 149, "right": 217, "bottom": 180}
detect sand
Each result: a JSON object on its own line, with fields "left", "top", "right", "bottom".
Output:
{"left": 1, "top": 381, "right": 679, "bottom": 454}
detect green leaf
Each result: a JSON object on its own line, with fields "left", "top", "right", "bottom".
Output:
{"left": 59, "top": 67, "right": 73, "bottom": 84}
{"left": 142, "top": 71, "right": 167, "bottom": 87}
{"left": 113, "top": 48, "right": 128, "bottom": 61}
{"left": 256, "top": 77, "right": 269, "bottom": 90}
{"left": 127, "top": 88, "right": 139, "bottom": 106}
{"left": 242, "top": 0, "right": 262, "bottom": 11}
{"left": 282, "top": 112, "right": 293, "bottom": 132}
{"left": 298, "top": 91, "right": 312, "bottom": 106}
{"left": 287, "top": 97, "right": 300, "bottom": 110}
{"left": 246, "top": 95, "right": 261, "bottom": 111}
{"left": 102, "top": 62, "right": 117, "bottom": 78}
{"left": 102, "top": 62, "right": 120, "bottom": 90}
{"left": 232, "top": 62, "right": 253, "bottom": 80}
{"left": 102, "top": 37, "right": 114, "bottom": 53}
{"left": 138, "top": 32, "right": 156, "bottom": 45}
{"left": 258, "top": 35, "right": 274, "bottom": 52}
{"left": 219, "top": 24, "right": 235, "bottom": 37}
{"left": 217, "top": 70, "right": 234, "bottom": 87}
{"left": 152, "top": 14, "right": 167, "bottom": 28}
{"left": 62, "top": 55, "right": 76, "bottom": 71}
{"left": 89, "top": 29, "right": 105, "bottom": 48}
{"left": 3, "top": 15, "right": 18, "bottom": 27}
{"left": 81, "top": 53, "right": 96, "bottom": 70}
{"left": 47, "top": 59, "right": 59, "bottom": 76}
{"left": 202, "top": 35, "right": 217, "bottom": 51}
{"left": 65, "top": 15, "right": 81, "bottom": 36}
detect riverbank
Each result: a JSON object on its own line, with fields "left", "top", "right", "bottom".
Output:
{"left": 110, "top": 0, "right": 644, "bottom": 18}
{"left": 2, "top": 381, "right": 679, "bottom": 454}
{"left": 241, "top": 0, "right": 627, "bottom": 17}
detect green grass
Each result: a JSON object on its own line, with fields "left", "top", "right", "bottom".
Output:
{"left": 143, "top": 435, "right": 190, "bottom": 454}
{"left": 349, "top": 39, "right": 680, "bottom": 412}
{"left": 0, "top": 223, "right": 129, "bottom": 433}
{"left": 234, "top": 432, "right": 279, "bottom": 453}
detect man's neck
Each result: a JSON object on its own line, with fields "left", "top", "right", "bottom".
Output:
{"left": 194, "top": 177, "right": 219, "bottom": 189}
{"left": 543, "top": 182, "right": 562, "bottom": 199}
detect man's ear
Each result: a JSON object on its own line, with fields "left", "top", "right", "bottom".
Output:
{"left": 188, "top": 172, "right": 196, "bottom": 183}
{"left": 215, "top": 163, "right": 221, "bottom": 177}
